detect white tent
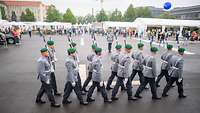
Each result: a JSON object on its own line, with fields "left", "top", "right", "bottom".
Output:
{"left": 0, "top": 20, "right": 9, "bottom": 27}
{"left": 103, "top": 21, "right": 137, "bottom": 28}
{"left": 134, "top": 18, "right": 200, "bottom": 27}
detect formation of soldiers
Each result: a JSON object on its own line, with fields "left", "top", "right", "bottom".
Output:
{"left": 35, "top": 39, "right": 187, "bottom": 108}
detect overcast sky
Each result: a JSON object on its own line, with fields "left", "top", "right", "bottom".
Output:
{"left": 41, "top": 0, "right": 200, "bottom": 16}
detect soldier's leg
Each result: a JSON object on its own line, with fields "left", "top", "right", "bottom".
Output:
{"left": 164, "top": 70, "right": 170, "bottom": 83}
{"left": 175, "top": 79, "right": 184, "bottom": 97}
{"left": 50, "top": 72, "right": 59, "bottom": 94}
{"left": 82, "top": 72, "right": 92, "bottom": 91}
{"left": 77, "top": 73, "right": 82, "bottom": 90}
{"left": 62, "top": 82, "right": 73, "bottom": 103}
{"left": 43, "top": 82, "right": 56, "bottom": 104}
{"left": 106, "top": 71, "right": 117, "bottom": 89}
{"left": 138, "top": 71, "right": 144, "bottom": 84}
{"left": 149, "top": 78, "right": 158, "bottom": 98}
{"left": 156, "top": 70, "right": 165, "bottom": 86}
{"left": 112, "top": 77, "right": 123, "bottom": 98}
{"left": 97, "top": 82, "right": 109, "bottom": 100}
{"left": 162, "top": 77, "right": 176, "bottom": 96}
{"left": 135, "top": 77, "right": 149, "bottom": 97}
{"left": 130, "top": 69, "right": 137, "bottom": 82}
{"left": 74, "top": 82, "right": 84, "bottom": 102}
{"left": 126, "top": 78, "right": 133, "bottom": 98}
{"left": 87, "top": 81, "right": 97, "bottom": 100}
{"left": 36, "top": 82, "right": 45, "bottom": 101}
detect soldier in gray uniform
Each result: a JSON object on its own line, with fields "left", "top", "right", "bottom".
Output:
{"left": 71, "top": 42, "right": 85, "bottom": 94}
{"left": 62, "top": 48, "right": 88, "bottom": 105}
{"left": 82, "top": 44, "right": 98, "bottom": 92}
{"left": 36, "top": 48, "right": 60, "bottom": 108}
{"left": 86, "top": 47, "right": 112, "bottom": 103}
{"left": 47, "top": 40, "right": 61, "bottom": 96}
{"left": 107, "top": 33, "right": 114, "bottom": 53}
{"left": 106, "top": 44, "right": 126, "bottom": 90}
{"left": 135, "top": 47, "right": 161, "bottom": 100}
{"left": 162, "top": 48, "right": 186, "bottom": 98}
{"left": 129, "top": 43, "right": 145, "bottom": 86}
{"left": 111, "top": 44, "right": 137, "bottom": 101}
{"left": 156, "top": 44, "right": 174, "bottom": 87}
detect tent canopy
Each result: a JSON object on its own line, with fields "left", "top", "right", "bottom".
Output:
{"left": 103, "top": 21, "right": 137, "bottom": 28}
{"left": 135, "top": 18, "right": 200, "bottom": 27}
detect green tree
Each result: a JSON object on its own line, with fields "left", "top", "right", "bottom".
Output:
{"left": 135, "top": 7, "right": 151, "bottom": 18}
{"left": 63, "top": 8, "right": 76, "bottom": 24}
{"left": 123, "top": 4, "right": 136, "bottom": 22}
{"left": 158, "top": 12, "right": 176, "bottom": 19}
{"left": 0, "top": 6, "right": 7, "bottom": 20}
{"left": 109, "top": 9, "right": 122, "bottom": 21}
{"left": 46, "top": 5, "right": 62, "bottom": 22}
{"left": 77, "top": 16, "right": 85, "bottom": 24}
{"left": 96, "top": 9, "right": 108, "bottom": 22}
{"left": 84, "top": 14, "right": 96, "bottom": 23}
{"left": 20, "top": 8, "right": 35, "bottom": 21}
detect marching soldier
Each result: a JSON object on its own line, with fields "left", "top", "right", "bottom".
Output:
{"left": 82, "top": 44, "right": 98, "bottom": 92}
{"left": 111, "top": 44, "right": 137, "bottom": 101}
{"left": 162, "top": 48, "right": 187, "bottom": 98}
{"left": 134, "top": 47, "right": 161, "bottom": 100}
{"left": 86, "top": 47, "right": 112, "bottom": 103}
{"left": 106, "top": 44, "right": 126, "bottom": 90}
{"left": 62, "top": 48, "right": 88, "bottom": 105}
{"left": 70, "top": 42, "right": 85, "bottom": 94}
{"left": 156, "top": 44, "right": 174, "bottom": 87}
{"left": 36, "top": 48, "right": 60, "bottom": 107}
{"left": 47, "top": 40, "right": 61, "bottom": 96}
{"left": 128, "top": 43, "right": 145, "bottom": 87}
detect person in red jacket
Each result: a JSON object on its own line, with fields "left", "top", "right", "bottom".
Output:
{"left": 12, "top": 27, "right": 20, "bottom": 45}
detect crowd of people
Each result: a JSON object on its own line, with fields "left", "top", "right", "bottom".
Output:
{"left": 35, "top": 32, "right": 187, "bottom": 108}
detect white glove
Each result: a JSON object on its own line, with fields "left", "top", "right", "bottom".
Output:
{"left": 50, "top": 66, "right": 55, "bottom": 72}
{"left": 54, "top": 58, "right": 58, "bottom": 62}
{"left": 46, "top": 79, "right": 50, "bottom": 84}
{"left": 72, "top": 82, "right": 76, "bottom": 87}
{"left": 124, "top": 78, "right": 128, "bottom": 83}
{"left": 100, "top": 81, "right": 104, "bottom": 87}
{"left": 178, "top": 78, "right": 182, "bottom": 83}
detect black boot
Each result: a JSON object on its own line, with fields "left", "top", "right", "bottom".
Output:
{"left": 128, "top": 96, "right": 138, "bottom": 101}
{"left": 104, "top": 98, "right": 112, "bottom": 103}
{"left": 134, "top": 95, "right": 142, "bottom": 99}
{"left": 54, "top": 91, "right": 62, "bottom": 96}
{"left": 62, "top": 99, "right": 72, "bottom": 104}
{"left": 87, "top": 97, "right": 95, "bottom": 102}
{"left": 179, "top": 95, "right": 187, "bottom": 98}
{"left": 106, "top": 87, "right": 113, "bottom": 90}
{"left": 35, "top": 99, "right": 46, "bottom": 104}
{"left": 111, "top": 97, "right": 119, "bottom": 101}
{"left": 152, "top": 97, "right": 161, "bottom": 100}
{"left": 162, "top": 93, "right": 169, "bottom": 97}
{"left": 51, "top": 103, "right": 61, "bottom": 108}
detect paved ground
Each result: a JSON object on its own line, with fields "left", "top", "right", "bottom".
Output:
{"left": 0, "top": 34, "right": 200, "bottom": 113}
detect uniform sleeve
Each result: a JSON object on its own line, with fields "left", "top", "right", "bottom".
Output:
{"left": 92, "top": 60, "right": 101, "bottom": 73}
{"left": 124, "top": 57, "right": 131, "bottom": 77}
{"left": 37, "top": 61, "right": 47, "bottom": 81}
{"left": 139, "top": 53, "right": 144, "bottom": 64}
{"left": 152, "top": 58, "right": 157, "bottom": 77}
{"left": 161, "top": 53, "right": 165, "bottom": 60}
{"left": 177, "top": 59, "right": 184, "bottom": 78}
{"left": 87, "top": 55, "right": 92, "bottom": 62}
{"left": 65, "top": 61, "right": 75, "bottom": 82}
{"left": 111, "top": 54, "right": 117, "bottom": 62}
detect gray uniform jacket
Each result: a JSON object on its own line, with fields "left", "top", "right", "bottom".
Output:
{"left": 91, "top": 55, "right": 102, "bottom": 82}
{"left": 131, "top": 50, "right": 144, "bottom": 71}
{"left": 168, "top": 55, "right": 184, "bottom": 78}
{"left": 107, "top": 34, "right": 114, "bottom": 43}
{"left": 111, "top": 51, "right": 120, "bottom": 72}
{"left": 37, "top": 56, "right": 51, "bottom": 84}
{"left": 117, "top": 53, "right": 132, "bottom": 78}
{"left": 87, "top": 53, "right": 95, "bottom": 72}
{"left": 65, "top": 56, "right": 79, "bottom": 83}
{"left": 143, "top": 56, "right": 157, "bottom": 78}
{"left": 161, "top": 51, "right": 173, "bottom": 70}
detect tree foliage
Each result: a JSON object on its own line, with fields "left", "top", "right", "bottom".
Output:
{"left": 158, "top": 12, "right": 176, "bottom": 19}
{"left": 109, "top": 9, "right": 122, "bottom": 21}
{"left": 96, "top": 9, "right": 108, "bottom": 22}
{"left": 63, "top": 8, "right": 76, "bottom": 24}
{"left": 20, "top": 8, "right": 35, "bottom": 22}
{"left": 46, "top": 5, "right": 62, "bottom": 22}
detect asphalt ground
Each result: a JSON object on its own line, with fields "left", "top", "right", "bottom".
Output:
{"left": 0, "top": 34, "right": 200, "bottom": 113}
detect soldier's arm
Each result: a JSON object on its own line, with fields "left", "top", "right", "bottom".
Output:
{"left": 111, "top": 54, "right": 116, "bottom": 62}
{"left": 152, "top": 58, "right": 157, "bottom": 78}
{"left": 161, "top": 53, "right": 165, "bottom": 60}
{"left": 124, "top": 58, "right": 131, "bottom": 77}
{"left": 37, "top": 61, "right": 47, "bottom": 82}
{"left": 87, "top": 54, "right": 92, "bottom": 62}
{"left": 65, "top": 61, "right": 75, "bottom": 82}
{"left": 177, "top": 59, "right": 184, "bottom": 78}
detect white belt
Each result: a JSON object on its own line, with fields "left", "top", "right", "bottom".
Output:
{"left": 161, "top": 60, "right": 168, "bottom": 64}
{"left": 144, "top": 65, "right": 152, "bottom": 70}
{"left": 44, "top": 70, "right": 51, "bottom": 73}
{"left": 118, "top": 64, "right": 125, "bottom": 68}
{"left": 172, "top": 66, "right": 179, "bottom": 70}
{"left": 93, "top": 69, "right": 97, "bottom": 73}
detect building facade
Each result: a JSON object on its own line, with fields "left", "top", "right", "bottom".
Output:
{"left": 170, "top": 5, "right": 200, "bottom": 20}
{"left": 0, "top": 0, "right": 48, "bottom": 21}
